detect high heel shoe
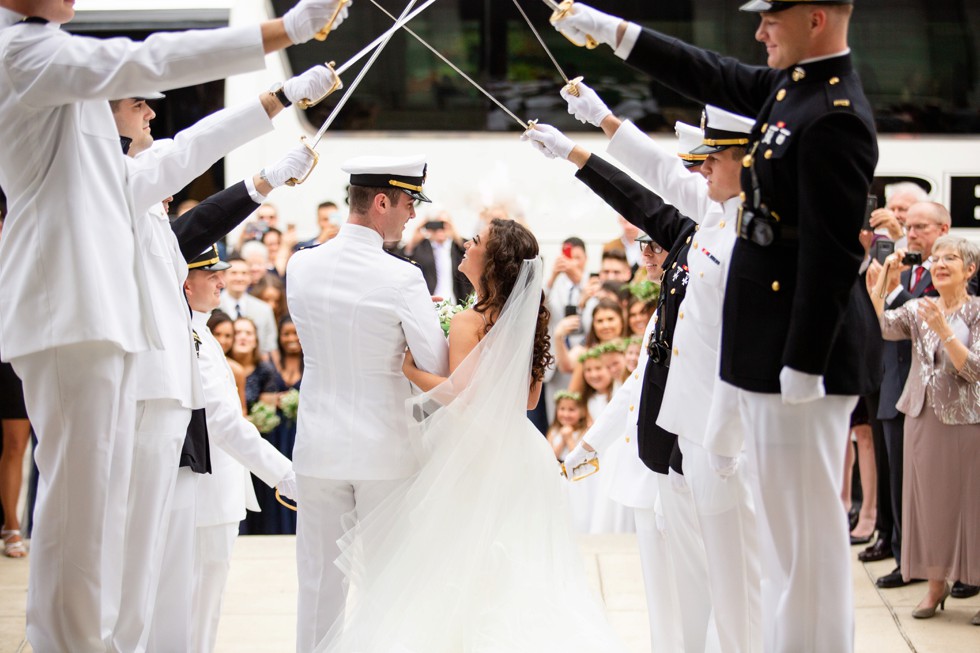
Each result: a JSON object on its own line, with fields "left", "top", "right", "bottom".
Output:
{"left": 972, "top": 610, "right": 980, "bottom": 626}
{"left": 911, "top": 582, "right": 951, "bottom": 619}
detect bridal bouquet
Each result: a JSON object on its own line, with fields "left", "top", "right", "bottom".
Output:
{"left": 279, "top": 388, "right": 300, "bottom": 422}
{"left": 247, "top": 401, "right": 281, "bottom": 434}
{"left": 433, "top": 294, "right": 476, "bottom": 337}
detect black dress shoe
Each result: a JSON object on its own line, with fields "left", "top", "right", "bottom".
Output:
{"left": 951, "top": 581, "right": 980, "bottom": 599}
{"left": 850, "top": 531, "right": 874, "bottom": 546}
{"left": 876, "top": 567, "right": 924, "bottom": 589}
{"left": 858, "top": 537, "right": 894, "bottom": 563}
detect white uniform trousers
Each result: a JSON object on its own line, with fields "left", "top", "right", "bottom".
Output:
{"left": 656, "top": 471, "right": 720, "bottom": 653}
{"left": 678, "top": 438, "right": 762, "bottom": 653}
{"left": 295, "top": 475, "right": 405, "bottom": 653}
{"left": 12, "top": 342, "right": 136, "bottom": 653}
{"left": 735, "top": 390, "right": 856, "bottom": 653}
{"left": 110, "top": 399, "right": 190, "bottom": 653}
{"left": 146, "top": 468, "right": 200, "bottom": 652}
{"left": 191, "top": 521, "right": 239, "bottom": 653}
{"left": 634, "top": 507, "right": 684, "bottom": 653}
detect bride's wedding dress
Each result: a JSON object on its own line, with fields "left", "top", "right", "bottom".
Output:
{"left": 315, "top": 259, "right": 627, "bottom": 652}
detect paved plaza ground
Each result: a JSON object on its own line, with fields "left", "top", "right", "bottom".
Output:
{"left": 2, "top": 534, "right": 978, "bottom": 652}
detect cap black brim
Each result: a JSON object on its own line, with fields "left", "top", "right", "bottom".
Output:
{"left": 690, "top": 143, "right": 728, "bottom": 155}
{"left": 404, "top": 189, "right": 432, "bottom": 203}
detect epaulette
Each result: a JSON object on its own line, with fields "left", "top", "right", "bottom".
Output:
{"left": 384, "top": 248, "right": 421, "bottom": 269}
{"left": 294, "top": 242, "right": 322, "bottom": 253}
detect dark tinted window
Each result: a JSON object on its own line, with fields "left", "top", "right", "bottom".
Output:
{"left": 274, "top": 0, "right": 978, "bottom": 134}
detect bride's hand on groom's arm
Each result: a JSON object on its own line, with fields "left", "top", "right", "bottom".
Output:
{"left": 403, "top": 348, "right": 447, "bottom": 393}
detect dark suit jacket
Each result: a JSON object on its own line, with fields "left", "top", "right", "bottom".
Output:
{"left": 626, "top": 29, "right": 879, "bottom": 396}
{"left": 171, "top": 181, "right": 258, "bottom": 263}
{"left": 878, "top": 268, "right": 936, "bottom": 420}
{"left": 409, "top": 238, "right": 473, "bottom": 301}
{"left": 575, "top": 154, "right": 694, "bottom": 475}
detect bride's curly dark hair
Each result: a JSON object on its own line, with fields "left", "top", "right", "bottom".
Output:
{"left": 473, "top": 218, "right": 554, "bottom": 383}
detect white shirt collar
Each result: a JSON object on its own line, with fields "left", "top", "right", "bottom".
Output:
{"left": 798, "top": 49, "right": 851, "bottom": 65}
{"left": 191, "top": 310, "right": 211, "bottom": 330}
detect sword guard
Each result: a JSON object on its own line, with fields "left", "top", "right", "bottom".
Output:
{"left": 275, "top": 489, "right": 298, "bottom": 512}
{"left": 524, "top": 118, "right": 539, "bottom": 135}
{"left": 298, "top": 61, "right": 343, "bottom": 110}
{"left": 285, "top": 136, "right": 320, "bottom": 187}
{"left": 313, "top": 0, "right": 351, "bottom": 42}
{"left": 551, "top": 1, "right": 600, "bottom": 50}
{"left": 564, "top": 75, "right": 584, "bottom": 97}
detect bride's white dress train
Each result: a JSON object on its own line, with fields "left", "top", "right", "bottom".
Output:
{"left": 315, "top": 260, "right": 628, "bottom": 653}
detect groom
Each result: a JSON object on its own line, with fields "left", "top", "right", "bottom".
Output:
{"left": 286, "top": 154, "right": 448, "bottom": 653}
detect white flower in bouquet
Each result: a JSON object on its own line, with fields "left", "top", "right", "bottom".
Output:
{"left": 247, "top": 401, "right": 281, "bottom": 434}
{"left": 433, "top": 294, "right": 476, "bottom": 337}
{"left": 280, "top": 388, "right": 300, "bottom": 422}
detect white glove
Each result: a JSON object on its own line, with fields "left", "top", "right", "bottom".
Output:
{"left": 710, "top": 453, "right": 739, "bottom": 479}
{"left": 779, "top": 366, "right": 826, "bottom": 405}
{"left": 560, "top": 81, "right": 610, "bottom": 127}
{"left": 263, "top": 145, "right": 317, "bottom": 189}
{"left": 284, "top": 0, "right": 351, "bottom": 44}
{"left": 562, "top": 441, "right": 596, "bottom": 481}
{"left": 277, "top": 469, "right": 298, "bottom": 501}
{"left": 283, "top": 65, "right": 342, "bottom": 105}
{"left": 521, "top": 123, "right": 574, "bottom": 160}
{"left": 550, "top": 2, "right": 623, "bottom": 49}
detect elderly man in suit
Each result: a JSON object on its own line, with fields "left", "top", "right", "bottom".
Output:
{"left": 287, "top": 154, "right": 448, "bottom": 653}
{"left": 871, "top": 201, "right": 949, "bottom": 589}
{"left": 0, "top": 2, "right": 350, "bottom": 649}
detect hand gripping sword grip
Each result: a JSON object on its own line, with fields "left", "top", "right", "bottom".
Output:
{"left": 551, "top": 1, "right": 599, "bottom": 50}
{"left": 313, "top": 0, "right": 351, "bottom": 42}
{"left": 297, "top": 61, "right": 343, "bottom": 110}
{"left": 285, "top": 136, "right": 320, "bottom": 187}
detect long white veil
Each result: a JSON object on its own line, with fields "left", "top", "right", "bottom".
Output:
{"left": 316, "top": 257, "right": 626, "bottom": 653}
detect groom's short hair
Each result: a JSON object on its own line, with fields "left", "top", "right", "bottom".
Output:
{"left": 348, "top": 185, "right": 404, "bottom": 215}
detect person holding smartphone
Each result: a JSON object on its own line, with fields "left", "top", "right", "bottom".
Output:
{"left": 405, "top": 213, "right": 472, "bottom": 304}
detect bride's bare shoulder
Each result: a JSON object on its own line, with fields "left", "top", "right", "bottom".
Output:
{"left": 451, "top": 308, "right": 486, "bottom": 335}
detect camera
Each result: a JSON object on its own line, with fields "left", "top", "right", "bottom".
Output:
{"left": 423, "top": 220, "right": 445, "bottom": 231}
{"left": 902, "top": 251, "right": 923, "bottom": 266}
{"left": 738, "top": 204, "right": 776, "bottom": 247}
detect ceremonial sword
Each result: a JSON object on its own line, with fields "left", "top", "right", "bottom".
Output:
{"left": 312, "top": 0, "right": 351, "bottom": 41}
{"left": 542, "top": 0, "right": 598, "bottom": 50}
{"left": 287, "top": 0, "right": 433, "bottom": 185}
{"left": 511, "top": 0, "right": 583, "bottom": 96}
{"left": 366, "top": 0, "right": 535, "bottom": 131}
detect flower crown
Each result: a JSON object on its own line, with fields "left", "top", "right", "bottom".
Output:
{"left": 578, "top": 346, "right": 604, "bottom": 363}
{"left": 553, "top": 390, "right": 582, "bottom": 403}
{"left": 629, "top": 279, "right": 659, "bottom": 303}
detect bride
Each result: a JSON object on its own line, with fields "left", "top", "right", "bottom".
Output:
{"left": 315, "top": 218, "right": 628, "bottom": 652}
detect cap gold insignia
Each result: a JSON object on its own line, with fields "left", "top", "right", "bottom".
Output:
{"left": 791, "top": 67, "right": 805, "bottom": 82}
{"left": 829, "top": 76, "right": 840, "bottom": 85}
{"left": 833, "top": 99, "right": 851, "bottom": 107}
{"left": 776, "top": 89, "right": 787, "bottom": 101}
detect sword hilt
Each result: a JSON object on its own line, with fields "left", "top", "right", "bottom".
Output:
{"left": 551, "top": 1, "right": 599, "bottom": 50}
{"left": 563, "top": 75, "right": 584, "bottom": 97}
{"left": 285, "top": 136, "right": 320, "bottom": 187}
{"left": 275, "top": 489, "right": 298, "bottom": 512}
{"left": 298, "top": 61, "right": 343, "bottom": 110}
{"left": 313, "top": 0, "right": 351, "bottom": 42}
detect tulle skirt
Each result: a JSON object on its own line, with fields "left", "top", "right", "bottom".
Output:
{"left": 315, "top": 401, "right": 628, "bottom": 653}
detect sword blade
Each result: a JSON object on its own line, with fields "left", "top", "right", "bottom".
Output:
{"left": 312, "top": 0, "right": 423, "bottom": 146}
{"left": 540, "top": 0, "right": 561, "bottom": 10}
{"left": 333, "top": 0, "right": 440, "bottom": 77}
{"left": 366, "top": 0, "right": 531, "bottom": 130}
{"left": 511, "top": 0, "right": 568, "bottom": 84}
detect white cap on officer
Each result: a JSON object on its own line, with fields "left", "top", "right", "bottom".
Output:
{"left": 674, "top": 120, "right": 707, "bottom": 169}
{"left": 691, "top": 105, "right": 755, "bottom": 155}
{"left": 740, "top": 0, "right": 853, "bottom": 13}
{"left": 341, "top": 154, "right": 431, "bottom": 203}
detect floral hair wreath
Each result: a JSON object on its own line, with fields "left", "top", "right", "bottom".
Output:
{"left": 578, "top": 346, "right": 604, "bottom": 363}
{"left": 553, "top": 389, "right": 582, "bottom": 403}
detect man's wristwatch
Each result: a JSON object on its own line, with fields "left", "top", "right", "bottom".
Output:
{"left": 270, "top": 83, "right": 291, "bottom": 108}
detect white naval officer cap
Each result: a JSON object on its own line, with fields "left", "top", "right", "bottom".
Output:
{"left": 341, "top": 154, "right": 431, "bottom": 203}
{"left": 691, "top": 105, "right": 755, "bottom": 155}
{"left": 740, "top": 0, "right": 853, "bottom": 13}
{"left": 674, "top": 120, "right": 707, "bottom": 169}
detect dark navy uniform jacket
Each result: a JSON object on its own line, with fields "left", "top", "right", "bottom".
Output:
{"left": 575, "top": 154, "right": 692, "bottom": 475}
{"left": 626, "top": 29, "right": 880, "bottom": 396}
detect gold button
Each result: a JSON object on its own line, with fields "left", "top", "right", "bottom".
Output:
{"left": 829, "top": 76, "right": 840, "bottom": 85}
{"left": 634, "top": 373, "right": 639, "bottom": 380}
{"left": 695, "top": 224, "right": 701, "bottom": 231}
{"left": 625, "top": 436, "right": 631, "bottom": 443}
{"left": 764, "top": 149, "right": 773, "bottom": 159}
{"left": 761, "top": 123, "right": 768, "bottom": 132}
{"left": 692, "top": 241, "right": 698, "bottom": 249}
{"left": 772, "top": 281, "right": 781, "bottom": 292}
{"left": 673, "top": 348, "right": 679, "bottom": 357}
{"left": 679, "top": 311, "right": 684, "bottom": 320}
{"left": 699, "top": 271, "right": 704, "bottom": 278}
{"left": 685, "top": 236, "right": 691, "bottom": 244}
{"left": 670, "top": 288, "right": 676, "bottom": 295}
{"left": 742, "top": 154, "right": 753, "bottom": 168}
{"left": 740, "top": 191, "right": 747, "bottom": 201}
{"left": 719, "top": 220, "right": 726, "bottom": 228}
{"left": 776, "top": 89, "right": 787, "bottom": 101}
{"left": 629, "top": 405, "right": 635, "bottom": 412}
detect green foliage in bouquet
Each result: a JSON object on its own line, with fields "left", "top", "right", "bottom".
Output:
{"left": 280, "top": 388, "right": 300, "bottom": 422}
{"left": 248, "top": 401, "right": 281, "bottom": 434}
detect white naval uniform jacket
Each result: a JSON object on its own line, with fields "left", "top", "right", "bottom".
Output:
{"left": 127, "top": 99, "right": 273, "bottom": 407}
{"left": 286, "top": 224, "right": 449, "bottom": 481}
{"left": 0, "top": 19, "right": 265, "bottom": 360}
{"left": 582, "top": 314, "right": 660, "bottom": 509}
{"left": 608, "top": 120, "right": 743, "bottom": 453}
{"left": 192, "top": 311, "right": 292, "bottom": 528}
